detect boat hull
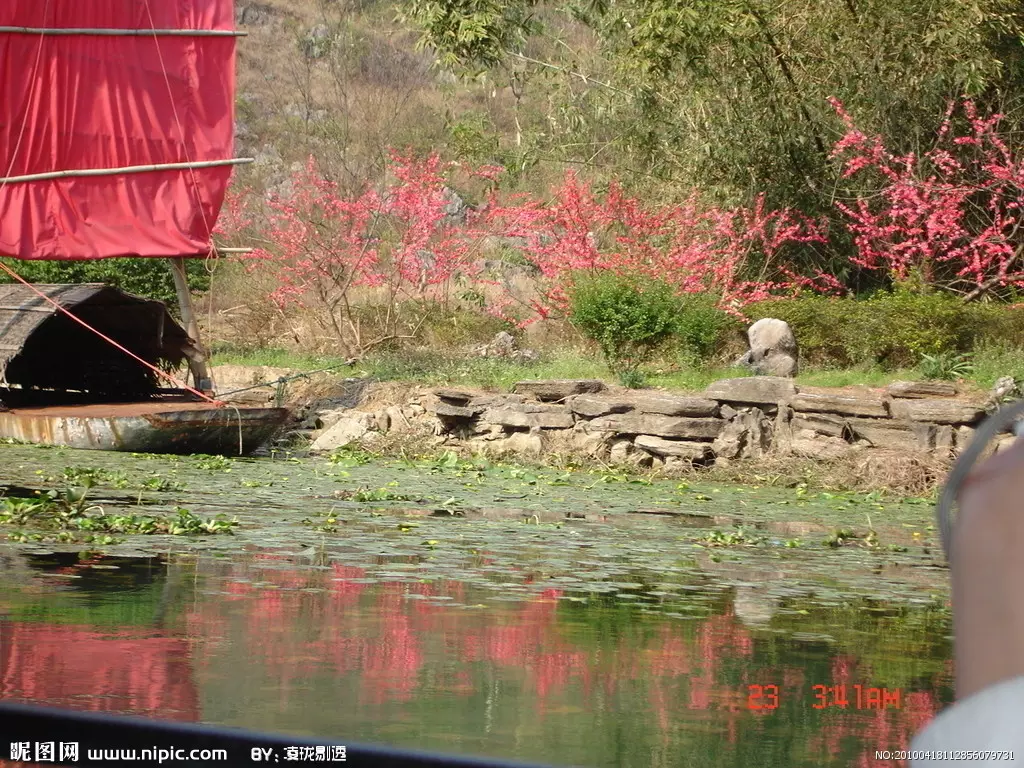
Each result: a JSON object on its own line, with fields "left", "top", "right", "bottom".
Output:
{"left": 0, "top": 402, "right": 291, "bottom": 456}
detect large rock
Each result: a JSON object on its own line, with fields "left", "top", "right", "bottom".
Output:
{"left": 481, "top": 404, "right": 575, "bottom": 430}
{"left": 712, "top": 408, "right": 772, "bottom": 460}
{"left": 634, "top": 435, "right": 714, "bottom": 461}
{"left": 790, "top": 388, "right": 889, "bottom": 418}
{"left": 314, "top": 408, "right": 350, "bottom": 431}
{"left": 384, "top": 405, "right": 411, "bottom": 432}
{"left": 570, "top": 423, "right": 614, "bottom": 457}
{"left": 629, "top": 393, "right": 719, "bottom": 417}
{"left": 994, "top": 434, "right": 1019, "bottom": 454}
{"left": 954, "top": 425, "right": 976, "bottom": 455}
{"left": 705, "top": 377, "right": 797, "bottom": 406}
{"left": 567, "top": 394, "right": 635, "bottom": 418}
{"left": 589, "top": 413, "right": 724, "bottom": 440}
{"left": 236, "top": 3, "right": 276, "bottom": 27}
{"left": 791, "top": 412, "right": 847, "bottom": 438}
{"left": 790, "top": 431, "right": 854, "bottom": 460}
{"left": 988, "top": 376, "right": 1020, "bottom": 406}
{"left": 953, "top": 424, "right": 1007, "bottom": 461}
{"left": 497, "top": 429, "right": 545, "bottom": 458}
{"left": 310, "top": 416, "right": 370, "bottom": 452}
{"left": 736, "top": 318, "right": 798, "bottom": 377}
{"left": 889, "top": 398, "right": 986, "bottom": 425}
{"left": 608, "top": 438, "right": 651, "bottom": 467}
{"left": 846, "top": 417, "right": 934, "bottom": 451}
{"left": 770, "top": 405, "right": 794, "bottom": 455}
{"left": 513, "top": 379, "right": 606, "bottom": 402}
{"left": 473, "top": 331, "right": 515, "bottom": 358}
{"left": 567, "top": 392, "right": 719, "bottom": 418}
{"left": 934, "top": 425, "right": 954, "bottom": 457}
{"left": 887, "top": 381, "right": 957, "bottom": 399}
{"left": 434, "top": 401, "right": 484, "bottom": 419}
{"left": 434, "top": 388, "right": 476, "bottom": 405}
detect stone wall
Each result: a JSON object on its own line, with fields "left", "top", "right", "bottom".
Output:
{"left": 427, "top": 377, "right": 1005, "bottom": 468}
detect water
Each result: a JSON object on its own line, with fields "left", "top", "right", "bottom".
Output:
{"left": 0, "top": 444, "right": 954, "bottom": 766}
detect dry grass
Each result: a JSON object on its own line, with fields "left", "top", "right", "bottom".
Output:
{"left": 843, "top": 451, "right": 951, "bottom": 496}
{"left": 655, "top": 450, "right": 948, "bottom": 497}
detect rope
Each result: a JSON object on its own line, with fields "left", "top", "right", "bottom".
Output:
{"left": 143, "top": 0, "right": 226, "bottom": 379}
{"left": 0, "top": 0, "right": 52, "bottom": 197}
{"left": 936, "top": 400, "right": 1024, "bottom": 563}
{"left": 0, "top": 262, "right": 223, "bottom": 405}
{"left": 214, "top": 364, "right": 354, "bottom": 398}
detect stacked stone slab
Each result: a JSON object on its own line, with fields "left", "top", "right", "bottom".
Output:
{"left": 431, "top": 376, "right": 999, "bottom": 464}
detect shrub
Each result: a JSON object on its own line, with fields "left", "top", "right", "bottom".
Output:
{"left": 748, "top": 289, "right": 1024, "bottom": 369}
{"left": 919, "top": 351, "right": 975, "bottom": 381}
{"left": 674, "top": 294, "right": 735, "bottom": 364}
{"left": 0, "top": 257, "right": 211, "bottom": 315}
{"left": 617, "top": 369, "right": 648, "bottom": 389}
{"left": 568, "top": 273, "right": 679, "bottom": 377}
{"left": 831, "top": 98, "right": 1024, "bottom": 301}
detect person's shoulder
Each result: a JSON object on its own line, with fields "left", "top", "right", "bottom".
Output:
{"left": 912, "top": 676, "right": 1024, "bottom": 765}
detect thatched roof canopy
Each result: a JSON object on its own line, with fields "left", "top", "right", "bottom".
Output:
{"left": 0, "top": 284, "right": 193, "bottom": 397}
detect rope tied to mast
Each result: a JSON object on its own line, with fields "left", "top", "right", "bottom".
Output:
{"left": 0, "top": 261, "right": 224, "bottom": 406}
{"left": 0, "top": 262, "right": 249, "bottom": 455}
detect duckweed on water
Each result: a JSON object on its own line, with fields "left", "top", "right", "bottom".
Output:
{"left": 194, "top": 455, "right": 234, "bottom": 471}
{"left": 0, "top": 442, "right": 951, "bottom": 613}
{"left": 0, "top": 488, "right": 237, "bottom": 541}
{"left": 696, "top": 526, "right": 764, "bottom": 547}
{"left": 332, "top": 484, "right": 420, "bottom": 502}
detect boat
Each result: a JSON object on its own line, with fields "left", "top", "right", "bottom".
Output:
{"left": 0, "top": 2, "right": 290, "bottom": 455}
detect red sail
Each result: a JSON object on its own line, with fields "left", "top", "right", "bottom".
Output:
{"left": 0, "top": 0, "right": 237, "bottom": 260}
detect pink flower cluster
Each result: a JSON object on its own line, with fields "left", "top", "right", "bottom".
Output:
{"left": 222, "top": 96, "right": 1023, "bottom": 342}
{"left": 830, "top": 97, "right": 1024, "bottom": 294}
{"left": 482, "top": 173, "right": 836, "bottom": 322}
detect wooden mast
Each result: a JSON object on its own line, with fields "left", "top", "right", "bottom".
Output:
{"left": 169, "top": 257, "right": 215, "bottom": 395}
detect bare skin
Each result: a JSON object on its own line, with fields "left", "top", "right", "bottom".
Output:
{"left": 952, "top": 439, "right": 1024, "bottom": 700}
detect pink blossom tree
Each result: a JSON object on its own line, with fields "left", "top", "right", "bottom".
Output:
{"left": 244, "top": 153, "right": 480, "bottom": 357}
{"left": 480, "top": 171, "right": 837, "bottom": 325}
{"left": 830, "top": 97, "right": 1024, "bottom": 301}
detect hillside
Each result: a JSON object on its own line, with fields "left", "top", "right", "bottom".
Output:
{"left": 231, "top": 0, "right": 587, "bottom": 198}
{"left": 5, "top": 0, "right": 1024, "bottom": 381}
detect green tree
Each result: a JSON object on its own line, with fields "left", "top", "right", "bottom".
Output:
{"left": 0, "top": 257, "right": 212, "bottom": 316}
{"left": 401, "top": 0, "right": 1024, "bottom": 288}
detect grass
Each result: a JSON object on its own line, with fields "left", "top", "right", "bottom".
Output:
{"left": 209, "top": 343, "right": 349, "bottom": 371}
{"left": 792, "top": 366, "right": 920, "bottom": 389}
{"left": 207, "top": 346, "right": 942, "bottom": 393}
{"left": 970, "top": 343, "right": 1024, "bottom": 389}
{"left": 207, "top": 342, "right": 1021, "bottom": 395}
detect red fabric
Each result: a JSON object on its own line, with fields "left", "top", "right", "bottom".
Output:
{"left": 0, "top": 0, "right": 236, "bottom": 260}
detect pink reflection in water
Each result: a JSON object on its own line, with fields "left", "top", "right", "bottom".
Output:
{"left": 181, "top": 555, "right": 948, "bottom": 762}
{"left": 1, "top": 553, "right": 950, "bottom": 764}
{"left": 0, "top": 622, "right": 199, "bottom": 721}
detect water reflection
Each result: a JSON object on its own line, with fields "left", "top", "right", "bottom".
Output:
{"left": 0, "top": 553, "right": 952, "bottom": 767}
{"left": 0, "top": 623, "right": 198, "bottom": 720}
